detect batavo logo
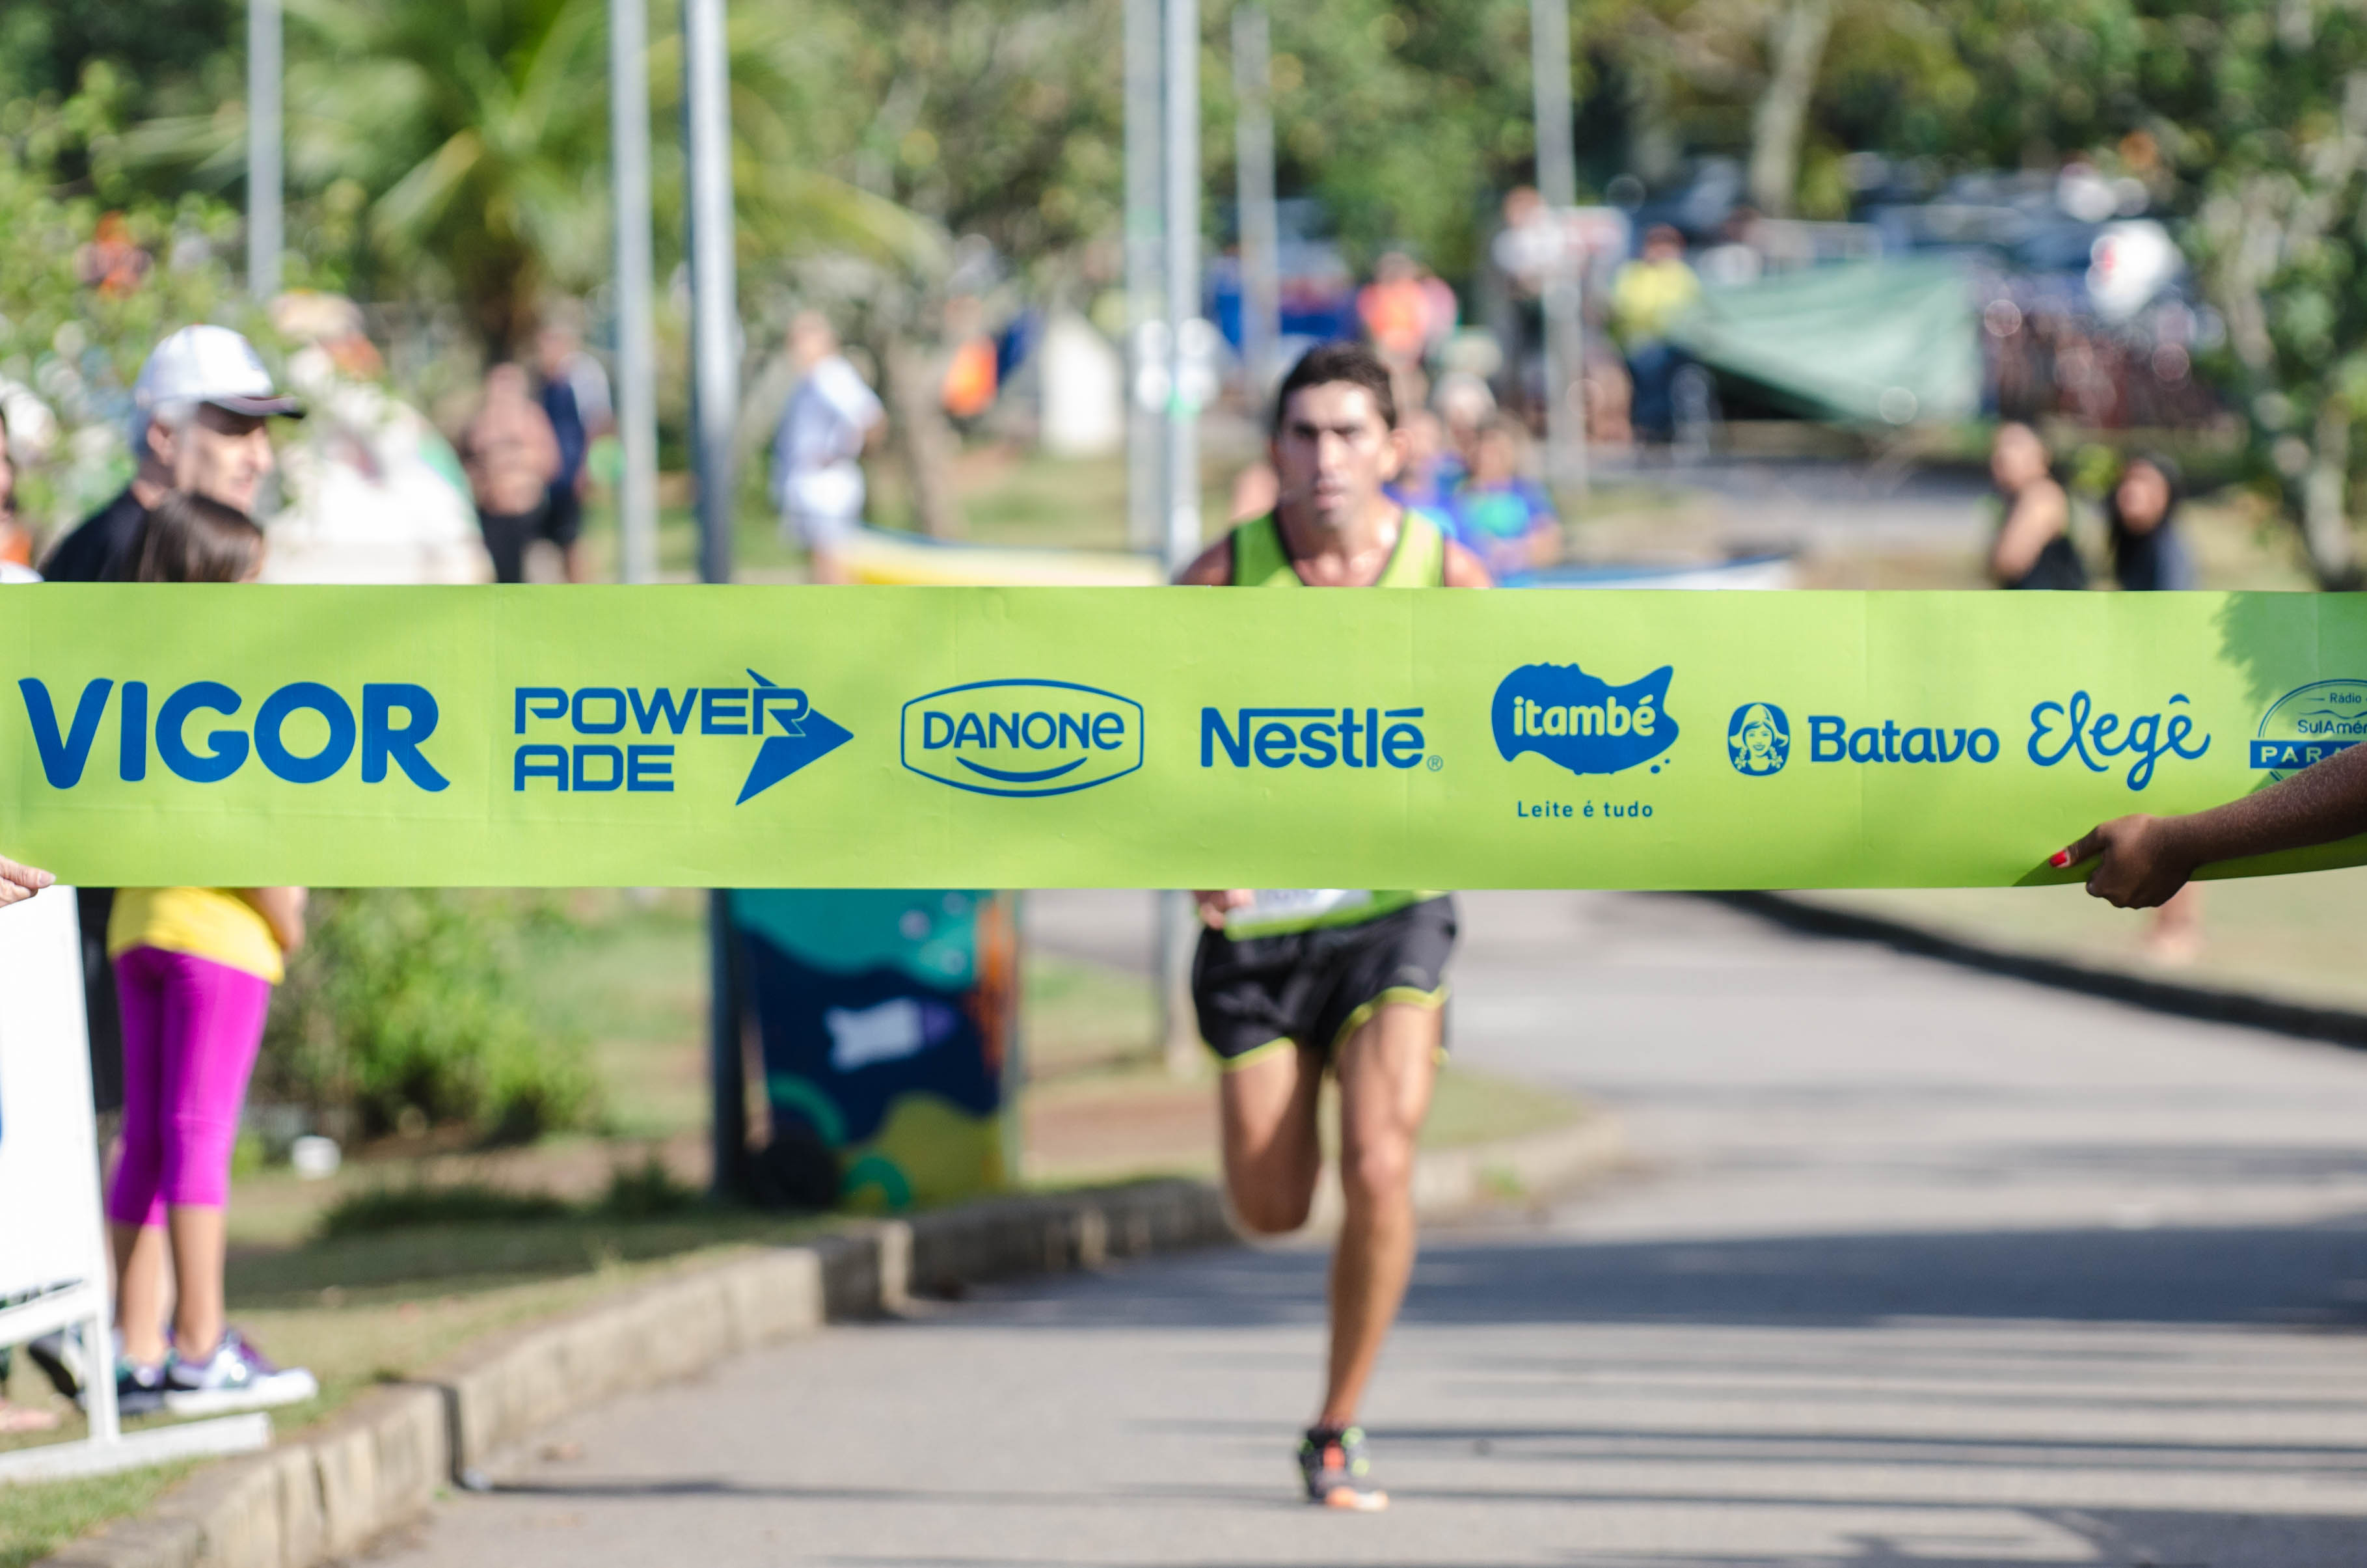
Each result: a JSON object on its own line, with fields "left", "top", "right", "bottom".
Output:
{"left": 900, "top": 679, "right": 1143, "bottom": 798}
{"left": 1493, "top": 663, "right": 1677, "bottom": 777}
{"left": 512, "top": 671, "right": 851, "bottom": 803}
{"left": 17, "top": 677, "right": 448, "bottom": 791}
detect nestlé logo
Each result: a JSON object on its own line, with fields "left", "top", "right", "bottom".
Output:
{"left": 901, "top": 679, "right": 1142, "bottom": 797}
{"left": 1200, "top": 705, "right": 1427, "bottom": 770}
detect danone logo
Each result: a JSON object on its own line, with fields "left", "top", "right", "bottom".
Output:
{"left": 1493, "top": 662, "right": 1677, "bottom": 777}
{"left": 900, "top": 679, "right": 1143, "bottom": 798}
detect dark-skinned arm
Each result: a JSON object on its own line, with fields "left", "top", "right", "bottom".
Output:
{"left": 2056, "top": 742, "right": 2367, "bottom": 907}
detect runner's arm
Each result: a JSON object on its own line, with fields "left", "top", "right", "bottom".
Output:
{"left": 1193, "top": 889, "right": 1252, "bottom": 928}
{"left": 2056, "top": 742, "right": 2367, "bottom": 908}
{"left": 0, "top": 853, "right": 53, "bottom": 906}
{"left": 1172, "top": 535, "right": 1236, "bottom": 586}
{"left": 1442, "top": 538, "right": 1495, "bottom": 588}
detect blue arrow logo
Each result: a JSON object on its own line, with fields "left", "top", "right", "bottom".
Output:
{"left": 737, "top": 668, "right": 852, "bottom": 804}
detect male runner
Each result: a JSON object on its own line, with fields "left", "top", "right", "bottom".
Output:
{"left": 1176, "top": 341, "right": 1491, "bottom": 1509}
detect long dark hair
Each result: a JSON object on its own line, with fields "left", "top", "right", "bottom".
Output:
{"left": 131, "top": 491, "right": 265, "bottom": 584}
{"left": 2105, "top": 452, "right": 2182, "bottom": 542}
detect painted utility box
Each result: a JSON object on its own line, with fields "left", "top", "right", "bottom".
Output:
{"left": 730, "top": 889, "right": 1019, "bottom": 1210}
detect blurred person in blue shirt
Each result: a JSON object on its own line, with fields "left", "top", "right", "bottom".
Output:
{"left": 1385, "top": 407, "right": 1463, "bottom": 515}
{"left": 1447, "top": 416, "right": 1560, "bottom": 580}
{"left": 532, "top": 312, "right": 611, "bottom": 584}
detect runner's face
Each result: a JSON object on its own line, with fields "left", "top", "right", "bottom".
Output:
{"left": 166, "top": 404, "right": 275, "bottom": 515}
{"left": 1272, "top": 383, "right": 1403, "bottom": 530}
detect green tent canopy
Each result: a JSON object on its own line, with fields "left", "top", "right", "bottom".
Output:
{"left": 1665, "top": 258, "right": 1979, "bottom": 427}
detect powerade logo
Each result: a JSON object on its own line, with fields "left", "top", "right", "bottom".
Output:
{"left": 1493, "top": 663, "right": 1675, "bottom": 777}
{"left": 901, "top": 679, "right": 1142, "bottom": 797}
{"left": 17, "top": 678, "right": 447, "bottom": 791}
{"left": 2251, "top": 679, "right": 2367, "bottom": 780}
{"left": 512, "top": 671, "right": 850, "bottom": 802}
{"left": 1200, "top": 705, "right": 1429, "bottom": 770}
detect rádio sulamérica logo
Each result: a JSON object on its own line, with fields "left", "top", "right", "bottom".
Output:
{"left": 901, "top": 679, "right": 1143, "bottom": 797}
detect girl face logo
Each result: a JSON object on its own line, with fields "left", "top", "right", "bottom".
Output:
{"left": 1727, "top": 702, "right": 1790, "bottom": 776}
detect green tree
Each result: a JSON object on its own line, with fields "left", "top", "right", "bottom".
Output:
{"left": 125, "top": 0, "right": 940, "bottom": 359}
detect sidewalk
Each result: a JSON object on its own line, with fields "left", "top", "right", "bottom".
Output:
{"left": 1735, "top": 863, "right": 2367, "bottom": 1034}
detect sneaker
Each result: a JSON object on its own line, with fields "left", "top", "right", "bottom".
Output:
{"left": 115, "top": 1359, "right": 167, "bottom": 1417}
{"left": 1297, "top": 1424, "right": 1388, "bottom": 1511}
{"left": 25, "top": 1329, "right": 88, "bottom": 1403}
{"left": 163, "top": 1329, "right": 319, "bottom": 1416}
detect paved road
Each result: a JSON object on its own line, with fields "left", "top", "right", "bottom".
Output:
{"left": 377, "top": 893, "right": 2367, "bottom": 1567}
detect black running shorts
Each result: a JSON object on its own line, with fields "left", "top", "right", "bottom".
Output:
{"left": 1191, "top": 895, "right": 1456, "bottom": 1071}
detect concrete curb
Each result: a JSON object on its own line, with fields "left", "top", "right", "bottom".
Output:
{"left": 39, "top": 1114, "right": 1621, "bottom": 1568}
{"left": 1703, "top": 890, "right": 2367, "bottom": 1050}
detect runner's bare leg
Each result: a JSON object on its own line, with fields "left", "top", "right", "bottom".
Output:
{"left": 1219, "top": 1042, "right": 1325, "bottom": 1235}
{"left": 1321, "top": 1004, "right": 1439, "bottom": 1427}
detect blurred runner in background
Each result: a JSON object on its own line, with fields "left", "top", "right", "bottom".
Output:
{"left": 772, "top": 311, "right": 885, "bottom": 586}
{"left": 459, "top": 363, "right": 561, "bottom": 585}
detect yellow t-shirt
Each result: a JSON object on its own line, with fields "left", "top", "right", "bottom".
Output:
{"left": 108, "top": 888, "right": 286, "bottom": 984}
{"left": 1610, "top": 257, "right": 1703, "bottom": 346}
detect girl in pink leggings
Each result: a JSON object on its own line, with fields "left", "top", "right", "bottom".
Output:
{"left": 103, "top": 493, "right": 318, "bottom": 1416}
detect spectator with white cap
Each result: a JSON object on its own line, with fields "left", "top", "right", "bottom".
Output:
{"left": 34, "top": 323, "right": 304, "bottom": 1154}
{"left": 40, "top": 323, "right": 303, "bottom": 583}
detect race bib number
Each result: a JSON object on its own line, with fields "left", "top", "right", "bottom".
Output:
{"left": 1226, "top": 889, "right": 1372, "bottom": 934}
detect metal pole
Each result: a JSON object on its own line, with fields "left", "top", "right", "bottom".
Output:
{"left": 684, "top": 0, "right": 742, "bottom": 1193}
{"left": 1529, "top": 0, "right": 1588, "bottom": 498}
{"left": 1231, "top": 4, "right": 1280, "bottom": 403}
{"left": 1124, "top": 0, "right": 1165, "bottom": 555}
{"left": 1161, "top": 0, "right": 1201, "bottom": 573}
{"left": 1158, "top": 0, "right": 1203, "bottom": 1077}
{"left": 683, "top": 0, "right": 738, "bottom": 588}
{"left": 246, "top": 0, "right": 282, "bottom": 301}
{"left": 608, "top": 0, "right": 659, "bottom": 584}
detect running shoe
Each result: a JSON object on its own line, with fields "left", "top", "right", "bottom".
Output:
{"left": 1297, "top": 1424, "right": 1388, "bottom": 1511}
{"left": 163, "top": 1329, "right": 319, "bottom": 1415}
{"left": 115, "top": 1359, "right": 167, "bottom": 1418}
{"left": 25, "top": 1328, "right": 88, "bottom": 1403}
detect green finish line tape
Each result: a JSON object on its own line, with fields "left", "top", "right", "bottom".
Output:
{"left": 7, "top": 585, "right": 2365, "bottom": 890}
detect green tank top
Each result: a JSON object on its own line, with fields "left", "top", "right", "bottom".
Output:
{"left": 1226, "top": 509, "right": 1448, "bottom": 588}
{"left": 1219, "top": 509, "right": 1446, "bottom": 938}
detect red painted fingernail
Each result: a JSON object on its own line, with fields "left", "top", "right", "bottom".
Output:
{"left": 2048, "top": 850, "right": 2072, "bottom": 868}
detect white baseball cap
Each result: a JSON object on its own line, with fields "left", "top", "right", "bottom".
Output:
{"left": 134, "top": 325, "right": 303, "bottom": 420}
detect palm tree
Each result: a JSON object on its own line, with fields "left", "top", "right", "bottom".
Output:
{"left": 129, "top": 0, "right": 941, "bottom": 358}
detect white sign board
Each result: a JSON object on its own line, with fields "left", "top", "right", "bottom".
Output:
{"left": 0, "top": 884, "right": 105, "bottom": 1301}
